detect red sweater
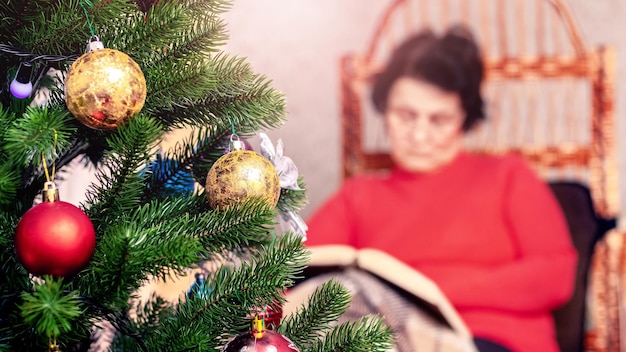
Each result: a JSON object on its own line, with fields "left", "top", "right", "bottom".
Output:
{"left": 306, "top": 152, "right": 577, "bottom": 352}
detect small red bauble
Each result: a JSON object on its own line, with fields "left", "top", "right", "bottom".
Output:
{"left": 14, "top": 185, "right": 96, "bottom": 277}
{"left": 263, "top": 302, "right": 283, "bottom": 331}
{"left": 222, "top": 330, "right": 299, "bottom": 352}
{"left": 223, "top": 315, "right": 299, "bottom": 352}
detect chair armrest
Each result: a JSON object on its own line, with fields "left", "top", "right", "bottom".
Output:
{"left": 586, "top": 228, "right": 626, "bottom": 351}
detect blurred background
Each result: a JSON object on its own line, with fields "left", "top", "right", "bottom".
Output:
{"left": 221, "top": 0, "right": 626, "bottom": 224}
{"left": 61, "top": 0, "right": 626, "bottom": 226}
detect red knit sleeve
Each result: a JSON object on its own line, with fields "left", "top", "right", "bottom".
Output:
{"left": 304, "top": 180, "right": 358, "bottom": 247}
{"left": 436, "top": 156, "right": 578, "bottom": 313}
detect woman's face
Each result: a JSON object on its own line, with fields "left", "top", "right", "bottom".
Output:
{"left": 385, "top": 77, "right": 465, "bottom": 173}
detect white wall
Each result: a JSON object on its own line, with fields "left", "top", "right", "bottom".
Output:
{"left": 222, "top": 0, "right": 389, "bottom": 220}
{"left": 222, "top": 0, "right": 626, "bottom": 224}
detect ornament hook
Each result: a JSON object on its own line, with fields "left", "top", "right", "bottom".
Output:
{"left": 86, "top": 35, "right": 104, "bottom": 52}
{"left": 228, "top": 134, "right": 245, "bottom": 151}
{"left": 226, "top": 118, "right": 245, "bottom": 151}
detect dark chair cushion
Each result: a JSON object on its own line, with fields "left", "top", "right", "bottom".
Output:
{"left": 549, "top": 182, "right": 615, "bottom": 352}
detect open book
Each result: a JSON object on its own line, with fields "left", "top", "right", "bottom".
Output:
{"left": 306, "top": 244, "right": 472, "bottom": 340}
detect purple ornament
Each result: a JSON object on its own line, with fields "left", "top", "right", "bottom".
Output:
{"left": 10, "top": 80, "right": 32, "bottom": 99}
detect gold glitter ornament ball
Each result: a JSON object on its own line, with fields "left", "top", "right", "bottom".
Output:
{"left": 206, "top": 150, "right": 281, "bottom": 210}
{"left": 64, "top": 48, "right": 147, "bottom": 130}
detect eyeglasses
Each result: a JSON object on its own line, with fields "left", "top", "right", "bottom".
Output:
{"left": 387, "top": 107, "right": 464, "bottom": 132}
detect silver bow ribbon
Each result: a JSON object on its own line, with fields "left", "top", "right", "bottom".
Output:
{"left": 258, "top": 132, "right": 308, "bottom": 241}
{"left": 259, "top": 133, "right": 302, "bottom": 191}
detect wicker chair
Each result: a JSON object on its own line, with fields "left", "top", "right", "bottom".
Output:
{"left": 338, "top": 0, "right": 621, "bottom": 350}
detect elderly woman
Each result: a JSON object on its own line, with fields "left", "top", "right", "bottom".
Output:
{"left": 305, "top": 26, "right": 577, "bottom": 352}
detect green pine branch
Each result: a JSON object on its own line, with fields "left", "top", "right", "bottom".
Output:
{"left": 111, "top": 0, "right": 230, "bottom": 59}
{"left": 278, "top": 280, "right": 352, "bottom": 345}
{"left": 83, "top": 114, "right": 164, "bottom": 227}
{"left": 0, "top": 105, "right": 75, "bottom": 215}
{"left": 108, "top": 292, "right": 172, "bottom": 351}
{"left": 0, "top": 215, "right": 31, "bottom": 310}
{"left": 2, "top": 105, "right": 74, "bottom": 169}
{"left": 1, "top": 276, "right": 93, "bottom": 351}
{"left": 140, "top": 154, "right": 196, "bottom": 200}
{"left": 306, "top": 316, "right": 395, "bottom": 352}
{"left": 109, "top": 234, "right": 308, "bottom": 351}
{"left": 0, "top": 1, "right": 396, "bottom": 351}
{"left": 145, "top": 53, "right": 286, "bottom": 135}
{"left": 68, "top": 197, "right": 276, "bottom": 313}
{"left": 197, "top": 197, "right": 278, "bottom": 253}
{"left": 19, "top": 277, "right": 84, "bottom": 340}
{"left": 153, "top": 126, "right": 224, "bottom": 197}
{"left": 278, "top": 176, "right": 308, "bottom": 213}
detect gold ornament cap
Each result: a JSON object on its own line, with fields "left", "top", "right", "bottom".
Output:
{"left": 48, "top": 340, "right": 61, "bottom": 352}
{"left": 42, "top": 181, "right": 60, "bottom": 203}
{"left": 252, "top": 315, "right": 266, "bottom": 339}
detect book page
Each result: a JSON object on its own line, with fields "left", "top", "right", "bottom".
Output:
{"left": 307, "top": 245, "right": 471, "bottom": 338}
{"left": 356, "top": 248, "right": 471, "bottom": 338}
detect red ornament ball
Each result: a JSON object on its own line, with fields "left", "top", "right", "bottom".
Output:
{"left": 263, "top": 302, "right": 283, "bottom": 331}
{"left": 14, "top": 200, "right": 96, "bottom": 277}
{"left": 222, "top": 330, "right": 300, "bottom": 352}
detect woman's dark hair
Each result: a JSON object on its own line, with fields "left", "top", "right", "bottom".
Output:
{"left": 371, "top": 25, "right": 485, "bottom": 131}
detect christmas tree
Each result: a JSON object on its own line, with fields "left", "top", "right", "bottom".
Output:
{"left": 0, "top": 1, "right": 393, "bottom": 351}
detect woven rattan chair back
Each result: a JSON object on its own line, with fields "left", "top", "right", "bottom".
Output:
{"left": 340, "top": 0, "right": 617, "bottom": 218}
